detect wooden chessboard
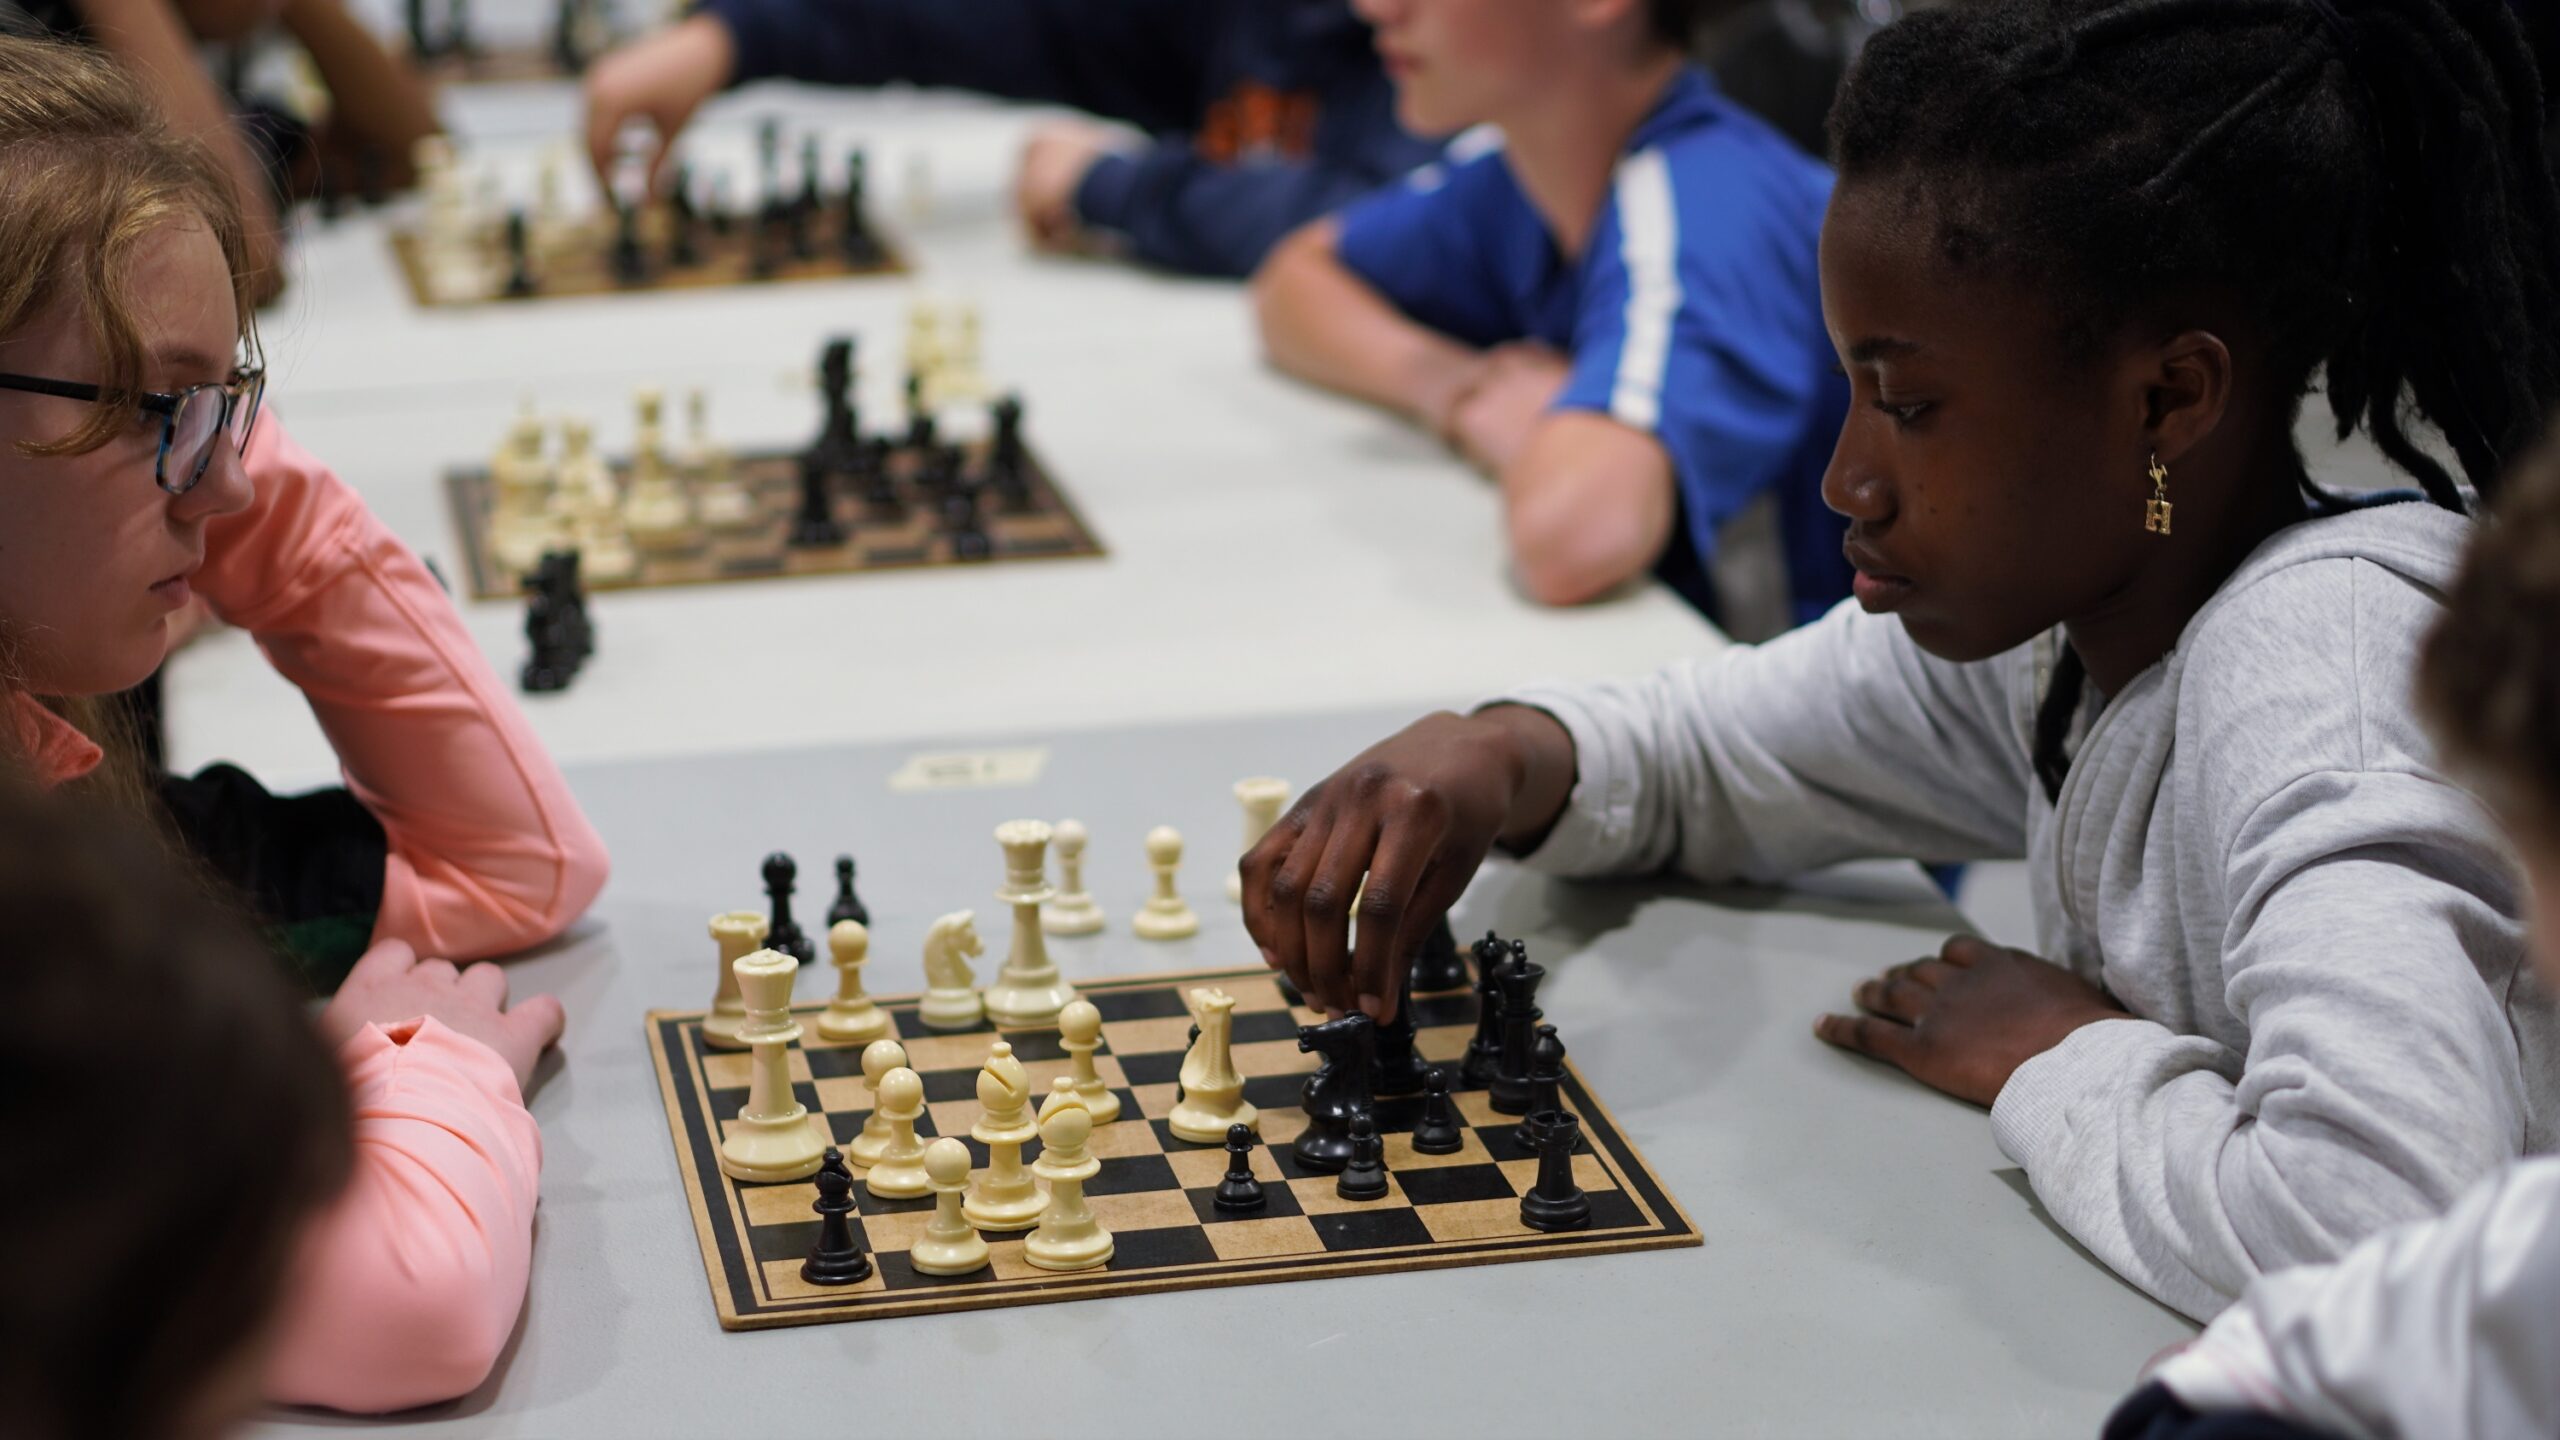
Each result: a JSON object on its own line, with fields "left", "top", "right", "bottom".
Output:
{"left": 388, "top": 202, "right": 908, "bottom": 309}
{"left": 645, "top": 965, "right": 1700, "bottom": 1331}
{"left": 443, "top": 436, "right": 1104, "bottom": 600}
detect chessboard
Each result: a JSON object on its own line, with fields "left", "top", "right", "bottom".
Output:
{"left": 646, "top": 965, "right": 1700, "bottom": 1331}
{"left": 387, "top": 199, "right": 909, "bottom": 309}
{"left": 444, "top": 433, "right": 1103, "bottom": 600}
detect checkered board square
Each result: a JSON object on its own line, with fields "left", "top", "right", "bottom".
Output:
{"left": 646, "top": 966, "right": 1700, "bottom": 1330}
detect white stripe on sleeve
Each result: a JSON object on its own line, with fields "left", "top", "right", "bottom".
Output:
{"left": 1608, "top": 148, "right": 1682, "bottom": 433}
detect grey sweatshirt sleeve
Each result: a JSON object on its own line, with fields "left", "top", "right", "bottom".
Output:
{"left": 2149, "top": 1157, "right": 2560, "bottom": 1440}
{"left": 1497, "top": 600, "right": 2032, "bottom": 882}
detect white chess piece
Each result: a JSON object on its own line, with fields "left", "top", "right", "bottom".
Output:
{"left": 622, "top": 387, "right": 698, "bottom": 551}
{"left": 702, "top": 910, "right": 767, "bottom": 1050}
{"left": 862, "top": 1067, "right": 931, "bottom": 1199}
{"left": 1132, "top": 827, "right": 1200, "bottom": 941}
{"left": 984, "top": 820, "right": 1079, "bottom": 1026}
{"left": 910, "top": 1138, "right": 991, "bottom": 1276}
{"left": 716, "top": 948, "right": 828, "bottom": 1183}
{"left": 930, "top": 302, "right": 987, "bottom": 407}
{"left": 1025, "top": 1092, "right": 1111, "bottom": 1272}
{"left": 1229, "top": 778, "right": 1289, "bottom": 903}
{"left": 1041, "top": 818, "right": 1105, "bottom": 935}
{"left": 847, "top": 1038, "right": 906, "bottom": 1168}
{"left": 488, "top": 399, "right": 565, "bottom": 578}
{"left": 531, "top": 144, "right": 576, "bottom": 260}
{"left": 905, "top": 297, "right": 944, "bottom": 400}
{"left": 685, "top": 389, "right": 756, "bottom": 531}
{"left": 417, "top": 135, "right": 494, "bottom": 304}
{"left": 918, "top": 910, "right": 986, "bottom": 1030}
{"left": 817, "top": 919, "right": 890, "bottom": 1044}
{"left": 1168, "top": 988, "right": 1256, "bottom": 1142}
{"left": 1056, "top": 998, "right": 1122, "bottom": 1124}
{"left": 553, "top": 418, "right": 637, "bottom": 583}
{"left": 962, "top": 1040, "right": 1048, "bottom": 1232}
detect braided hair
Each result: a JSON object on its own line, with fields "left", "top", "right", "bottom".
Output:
{"left": 1826, "top": 0, "right": 2560, "bottom": 797}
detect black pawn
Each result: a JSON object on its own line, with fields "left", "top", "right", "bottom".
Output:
{"left": 763, "top": 851, "right": 816, "bottom": 965}
{"left": 988, "top": 394, "right": 1031, "bottom": 511}
{"left": 1519, "top": 1110, "right": 1591, "bottom": 1233}
{"left": 903, "top": 372, "right": 936, "bottom": 454}
{"left": 808, "top": 337, "right": 860, "bottom": 473}
{"left": 518, "top": 563, "right": 570, "bottom": 693}
{"left": 1488, "top": 946, "right": 1547, "bottom": 1116}
{"left": 609, "top": 199, "right": 647, "bottom": 286}
{"left": 1410, "top": 1068, "right": 1463, "bottom": 1155}
{"left": 801, "top": 1148, "right": 873, "bottom": 1284}
{"left": 1459, "top": 931, "right": 1508, "bottom": 1088}
{"left": 1369, "top": 969, "right": 1429, "bottom": 1097}
{"left": 826, "top": 854, "right": 869, "bottom": 928}
{"left": 839, "top": 150, "right": 883, "bottom": 267}
{"left": 1212, "top": 1123, "right": 1266, "bottom": 1212}
{"left": 1410, "top": 913, "right": 1467, "bottom": 991}
{"left": 666, "top": 166, "right": 701, "bottom": 268}
{"left": 502, "top": 210, "right": 536, "bottom": 297}
{"left": 859, "top": 436, "right": 900, "bottom": 512}
{"left": 943, "top": 483, "right": 990, "bottom": 561}
{"left": 1335, "top": 1113, "right": 1389, "bottom": 1201}
{"left": 788, "top": 453, "right": 846, "bottom": 548}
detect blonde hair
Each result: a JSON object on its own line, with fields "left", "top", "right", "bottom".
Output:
{"left": 0, "top": 33, "right": 262, "bottom": 459}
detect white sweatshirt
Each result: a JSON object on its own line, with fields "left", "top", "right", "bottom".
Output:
{"left": 1501, "top": 503, "right": 2555, "bottom": 1321}
{"left": 2152, "top": 1157, "right": 2560, "bottom": 1439}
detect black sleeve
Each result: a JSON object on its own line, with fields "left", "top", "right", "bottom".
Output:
{"left": 155, "top": 762, "right": 387, "bottom": 992}
{"left": 2102, "top": 1383, "right": 2350, "bottom": 1440}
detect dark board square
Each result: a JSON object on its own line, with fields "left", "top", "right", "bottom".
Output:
{"left": 707, "top": 1079, "right": 825, "bottom": 1125}
{"left": 920, "top": 1067, "right": 981, "bottom": 1104}
{"left": 851, "top": 1186, "right": 936, "bottom": 1220}
{"left": 1109, "top": 1225, "right": 1221, "bottom": 1271}
{"left": 746, "top": 1216, "right": 829, "bottom": 1264}
{"left": 1410, "top": 994, "right": 1477, "bottom": 1029}
{"left": 1240, "top": 1074, "right": 1306, "bottom": 1112}
{"left": 1187, "top": 1183, "right": 1305, "bottom": 1224}
{"left": 863, "top": 545, "right": 928, "bottom": 565}
{"left": 874, "top": 1251, "right": 994, "bottom": 1290}
{"left": 825, "top": 1112, "right": 868, "bottom": 1146}
{"left": 1585, "top": 1189, "right": 1644, "bottom": 1231}
{"left": 1313, "top": 1208, "right": 1433, "bottom": 1252}
{"left": 805, "top": 1046, "right": 865, "bottom": 1081}
{"left": 1084, "top": 1153, "right": 1180, "bottom": 1197}
{"left": 1389, "top": 1164, "right": 1514, "bottom": 1207}
{"left": 1476, "top": 1121, "right": 1540, "bottom": 1165}
{"left": 1117, "top": 1052, "right": 1182, "bottom": 1087}
{"left": 1085, "top": 988, "right": 1195, "bottom": 1023}
{"left": 896, "top": 1009, "right": 978, "bottom": 1041}
{"left": 1229, "top": 1009, "right": 1303, "bottom": 1046}
{"left": 1004, "top": 1032, "right": 1068, "bottom": 1063}
{"left": 1370, "top": 1094, "right": 1427, "bottom": 1132}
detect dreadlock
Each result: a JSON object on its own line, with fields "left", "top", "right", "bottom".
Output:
{"left": 1828, "top": 0, "right": 2560, "bottom": 799}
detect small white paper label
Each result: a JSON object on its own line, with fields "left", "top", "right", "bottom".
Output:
{"left": 887, "top": 746, "right": 1050, "bottom": 792}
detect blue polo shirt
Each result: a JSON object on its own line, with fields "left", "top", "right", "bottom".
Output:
{"left": 1334, "top": 67, "right": 1849, "bottom": 628}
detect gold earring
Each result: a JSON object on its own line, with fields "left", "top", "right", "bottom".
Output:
{"left": 2145, "top": 453, "right": 2173, "bottom": 536}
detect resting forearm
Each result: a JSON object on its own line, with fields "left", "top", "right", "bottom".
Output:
{"left": 1252, "top": 225, "right": 1480, "bottom": 426}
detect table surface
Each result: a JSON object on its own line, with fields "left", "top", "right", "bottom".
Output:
{"left": 246, "top": 704, "right": 2191, "bottom": 1439}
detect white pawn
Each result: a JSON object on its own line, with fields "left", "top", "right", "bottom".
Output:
{"left": 1056, "top": 999, "right": 1121, "bottom": 1124}
{"left": 686, "top": 389, "right": 756, "bottom": 531}
{"left": 817, "top": 919, "right": 889, "bottom": 1044}
{"left": 862, "top": 1067, "right": 931, "bottom": 1199}
{"left": 489, "top": 399, "right": 563, "bottom": 578}
{"left": 963, "top": 1040, "right": 1047, "bottom": 1232}
{"left": 847, "top": 1037, "right": 906, "bottom": 1168}
{"left": 1132, "top": 826, "right": 1199, "bottom": 941}
{"left": 1025, "top": 1096, "right": 1111, "bottom": 1272}
{"left": 623, "top": 387, "right": 697, "bottom": 551}
{"left": 1229, "top": 777, "right": 1289, "bottom": 903}
{"left": 918, "top": 910, "right": 985, "bottom": 1030}
{"left": 910, "top": 1138, "right": 990, "bottom": 1276}
{"left": 554, "top": 418, "right": 636, "bottom": 584}
{"left": 1041, "top": 818, "right": 1105, "bottom": 936}
{"left": 716, "top": 948, "right": 827, "bottom": 1183}
{"left": 702, "top": 910, "right": 767, "bottom": 1050}
{"left": 1168, "top": 987, "right": 1255, "bottom": 1143}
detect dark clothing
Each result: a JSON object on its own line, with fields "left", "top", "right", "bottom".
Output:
{"left": 696, "top": 0, "right": 1439, "bottom": 276}
{"left": 157, "top": 763, "right": 387, "bottom": 993}
{"left": 2105, "top": 1382, "right": 2346, "bottom": 1440}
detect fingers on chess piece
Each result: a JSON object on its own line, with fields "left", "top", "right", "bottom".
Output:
{"left": 1213, "top": 1122, "right": 1267, "bottom": 1213}
{"left": 1335, "top": 1113, "right": 1390, "bottom": 1202}
{"left": 801, "top": 1148, "right": 873, "bottom": 1285}
{"left": 1132, "top": 826, "right": 1199, "bottom": 941}
{"left": 1520, "top": 1108, "right": 1593, "bottom": 1234}
{"left": 1410, "top": 1068, "right": 1465, "bottom": 1155}
{"left": 1370, "top": 968, "right": 1430, "bottom": 1098}
{"left": 1409, "top": 912, "right": 1467, "bottom": 992}
{"left": 909, "top": 1138, "right": 992, "bottom": 1277}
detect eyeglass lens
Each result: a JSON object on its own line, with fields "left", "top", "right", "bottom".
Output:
{"left": 165, "top": 376, "right": 259, "bottom": 487}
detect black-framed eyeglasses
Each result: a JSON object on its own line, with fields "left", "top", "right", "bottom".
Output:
{"left": 0, "top": 366, "right": 266, "bottom": 494}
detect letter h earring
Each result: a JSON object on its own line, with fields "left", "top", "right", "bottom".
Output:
{"left": 2145, "top": 453, "right": 2173, "bottom": 536}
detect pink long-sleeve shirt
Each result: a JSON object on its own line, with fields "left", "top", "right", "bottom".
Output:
{"left": 12, "top": 408, "right": 604, "bottom": 1411}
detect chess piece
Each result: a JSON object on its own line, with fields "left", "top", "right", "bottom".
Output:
{"left": 918, "top": 910, "right": 986, "bottom": 1030}
{"left": 800, "top": 1148, "right": 872, "bottom": 1285}
{"left": 988, "top": 392, "right": 1030, "bottom": 509}
{"left": 501, "top": 209, "right": 535, "bottom": 297}
{"left": 1041, "top": 818, "right": 1105, "bottom": 935}
{"left": 686, "top": 389, "right": 756, "bottom": 531}
{"left": 847, "top": 1038, "right": 905, "bottom": 1168}
{"left": 909, "top": 1138, "right": 991, "bottom": 1276}
{"left": 1520, "top": 1109, "right": 1592, "bottom": 1233}
{"left": 1410, "top": 913, "right": 1467, "bottom": 992}
{"left": 1525, "top": 1024, "right": 1567, "bottom": 1132}
{"left": 623, "top": 388, "right": 698, "bottom": 551}
{"left": 717, "top": 948, "right": 828, "bottom": 1183}
{"left": 610, "top": 198, "right": 648, "bottom": 286}
{"left": 416, "top": 136, "right": 492, "bottom": 304}
{"left": 539, "top": 550, "right": 594, "bottom": 665}
{"left": 1489, "top": 946, "right": 1547, "bottom": 1115}
{"left": 858, "top": 435, "right": 900, "bottom": 514}
{"left": 787, "top": 452, "right": 846, "bottom": 548}
{"left": 762, "top": 852, "right": 816, "bottom": 965}
{"left": 1370, "top": 969, "right": 1430, "bottom": 1097}
{"left": 982, "top": 820, "right": 1079, "bottom": 1026}
{"left": 1292, "top": 1012, "right": 1375, "bottom": 1174}
{"left": 838, "top": 150, "right": 883, "bottom": 266}
{"left": 1460, "top": 930, "right": 1509, "bottom": 1088}
{"left": 1227, "top": 777, "right": 1289, "bottom": 903}
{"left": 1056, "top": 999, "right": 1121, "bottom": 1124}
{"left": 861, "top": 1067, "right": 930, "bottom": 1199}
{"left": 1132, "top": 826, "right": 1199, "bottom": 940}
{"left": 519, "top": 560, "right": 580, "bottom": 694}
{"left": 963, "top": 1039, "right": 1048, "bottom": 1231}
{"left": 1168, "top": 988, "right": 1256, "bottom": 1142}
{"left": 1335, "top": 1113, "right": 1389, "bottom": 1201}
{"left": 665, "top": 163, "right": 701, "bottom": 267}
{"left": 489, "top": 399, "right": 563, "bottom": 579}
{"left": 1025, "top": 1103, "right": 1111, "bottom": 1272}
{"left": 1410, "top": 1068, "right": 1464, "bottom": 1154}
{"left": 701, "top": 910, "right": 767, "bottom": 1050}
{"left": 816, "top": 920, "right": 889, "bottom": 1045}
{"left": 904, "top": 299, "right": 943, "bottom": 397}
{"left": 1213, "top": 1123, "right": 1266, "bottom": 1212}
{"left": 792, "top": 134, "right": 823, "bottom": 255}
{"left": 826, "top": 854, "right": 870, "bottom": 929}
{"left": 553, "top": 418, "right": 636, "bottom": 585}
{"left": 529, "top": 145, "right": 574, "bottom": 260}
{"left": 808, "top": 337, "right": 861, "bottom": 473}
{"left": 931, "top": 302, "right": 986, "bottom": 407}
{"left": 941, "top": 481, "right": 990, "bottom": 561}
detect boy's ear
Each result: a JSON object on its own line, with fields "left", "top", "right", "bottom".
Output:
{"left": 2138, "top": 329, "right": 2234, "bottom": 470}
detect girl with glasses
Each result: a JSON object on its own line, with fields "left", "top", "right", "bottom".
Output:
{"left": 0, "top": 34, "right": 606, "bottom": 1419}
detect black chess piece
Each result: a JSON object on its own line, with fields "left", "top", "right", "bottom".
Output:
{"left": 903, "top": 372, "right": 936, "bottom": 453}
{"left": 838, "top": 149, "right": 883, "bottom": 266}
{"left": 1519, "top": 1110, "right": 1592, "bottom": 1233}
{"left": 1410, "top": 912, "right": 1467, "bottom": 991}
{"left": 1170, "top": 1021, "right": 1201, "bottom": 1108}
{"left": 763, "top": 852, "right": 816, "bottom": 965}
{"left": 1213, "top": 1123, "right": 1266, "bottom": 1212}
{"left": 1526, "top": 1024, "right": 1566, "bottom": 1124}
{"left": 1460, "top": 930, "right": 1509, "bottom": 1088}
{"left": 788, "top": 452, "right": 847, "bottom": 548}
{"left": 801, "top": 1149, "right": 874, "bottom": 1284}
{"left": 406, "top": 0, "right": 436, "bottom": 58}
{"left": 1274, "top": 970, "right": 1305, "bottom": 1008}
{"left": 502, "top": 210, "right": 536, "bottom": 297}
{"left": 1292, "top": 1012, "right": 1376, "bottom": 1174}
{"left": 707, "top": 174, "right": 736, "bottom": 237}
{"left": 666, "top": 166, "right": 701, "bottom": 268}
{"left": 1410, "top": 1068, "right": 1464, "bottom": 1154}
{"left": 546, "top": 550, "right": 594, "bottom": 664}
{"left": 858, "top": 436, "right": 900, "bottom": 512}
{"left": 756, "top": 116, "right": 782, "bottom": 207}
{"left": 943, "top": 482, "right": 990, "bottom": 561}
{"left": 609, "top": 199, "right": 647, "bottom": 286}
{"left": 1369, "top": 969, "right": 1430, "bottom": 1097}
{"left": 518, "top": 565, "right": 571, "bottom": 694}
{"left": 1335, "top": 1113, "right": 1389, "bottom": 1201}
{"left": 1488, "top": 944, "right": 1547, "bottom": 1115}
{"left": 826, "top": 854, "right": 869, "bottom": 928}
{"left": 808, "top": 337, "right": 861, "bottom": 472}
{"left": 988, "top": 394, "right": 1032, "bottom": 511}
{"left": 790, "top": 135, "right": 822, "bottom": 260}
